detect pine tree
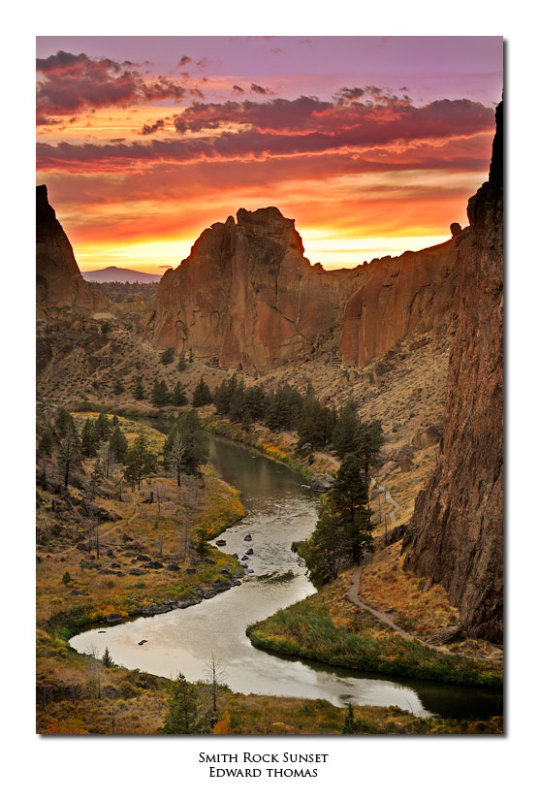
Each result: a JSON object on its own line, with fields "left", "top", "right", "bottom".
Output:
{"left": 171, "top": 381, "right": 188, "bottom": 406}
{"left": 192, "top": 377, "right": 213, "bottom": 407}
{"left": 151, "top": 378, "right": 170, "bottom": 407}
{"left": 123, "top": 431, "right": 158, "bottom": 490}
{"left": 303, "top": 454, "right": 374, "bottom": 586}
{"left": 81, "top": 418, "right": 99, "bottom": 457}
{"left": 95, "top": 413, "right": 111, "bottom": 441}
{"left": 161, "top": 672, "right": 200, "bottom": 734}
{"left": 102, "top": 646, "right": 115, "bottom": 668}
{"left": 109, "top": 424, "right": 128, "bottom": 464}
{"left": 163, "top": 410, "right": 208, "bottom": 477}
{"left": 55, "top": 413, "right": 80, "bottom": 491}
{"left": 177, "top": 353, "right": 188, "bottom": 372}
{"left": 37, "top": 426, "right": 54, "bottom": 458}
{"left": 113, "top": 377, "right": 125, "bottom": 396}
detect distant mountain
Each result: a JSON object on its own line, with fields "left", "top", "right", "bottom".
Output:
{"left": 82, "top": 266, "right": 163, "bottom": 283}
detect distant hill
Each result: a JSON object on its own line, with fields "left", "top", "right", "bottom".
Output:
{"left": 82, "top": 266, "right": 163, "bottom": 283}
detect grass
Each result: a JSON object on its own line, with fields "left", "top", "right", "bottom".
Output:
{"left": 246, "top": 575, "right": 503, "bottom": 689}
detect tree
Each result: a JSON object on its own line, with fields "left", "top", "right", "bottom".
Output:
{"left": 113, "top": 377, "right": 125, "bottom": 396}
{"left": 166, "top": 433, "right": 185, "bottom": 487}
{"left": 194, "top": 528, "right": 210, "bottom": 558}
{"left": 171, "top": 381, "right": 188, "bottom": 407}
{"left": 164, "top": 410, "right": 208, "bottom": 477}
{"left": 56, "top": 419, "right": 80, "bottom": 491}
{"left": 192, "top": 377, "right": 213, "bottom": 407}
{"left": 177, "top": 353, "right": 187, "bottom": 372}
{"left": 102, "top": 646, "right": 115, "bottom": 668}
{"left": 62, "top": 571, "right": 71, "bottom": 586}
{"left": 81, "top": 418, "right": 99, "bottom": 457}
{"left": 213, "top": 375, "right": 238, "bottom": 416}
{"left": 206, "top": 652, "right": 226, "bottom": 718}
{"left": 37, "top": 424, "right": 54, "bottom": 484}
{"left": 133, "top": 375, "right": 145, "bottom": 400}
{"left": 109, "top": 424, "right": 128, "bottom": 464}
{"left": 88, "top": 457, "right": 104, "bottom": 501}
{"left": 55, "top": 407, "right": 74, "bottom": 437}
{"left": 161, "top": 347, "right": 175, "bottom": 365}
{"left": 342, "top": 703, "right": 358, "bottom": 734}
{"left": 303, "top": 454, "right": 374, "bottom": 587}
{"left": 95, "top": 412, "right": 111, "bottom": 441}
{"left": 151, "top": 378, "right": 170, "bottom": 407}
{"left": 161, "top": 672, "right": 200, "bottom": 734}
{"left": 332, "top": 398, "right": 360, "bottom": 458}
{"left": 123, "top": 431, "right": 158, "bottom": 491}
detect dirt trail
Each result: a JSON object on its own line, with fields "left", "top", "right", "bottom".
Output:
{"left": 347, "top": 564, "right": 496, "bottom": 664}
{"left": 58, "top": 496, "right": 141, "bottom": 556}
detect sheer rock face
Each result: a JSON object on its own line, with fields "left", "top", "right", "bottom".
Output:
{"left": 150, "top": 206, "right": 462, "bottom": 373}
{"left": 36, "top": 185, "right": 108, "bottom": 317}
{"left": 339, "top": 240, "right": 462, "bottom": 365}
{"left": 402, "top": 102, "right": 503, "bottom": 642}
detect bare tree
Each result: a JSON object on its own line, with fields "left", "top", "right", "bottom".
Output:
{"left": 89, "top": 645, "right": 102, "bottom": 699}
{"left": 57, "top": 428, "right": 78, "bottom": 490}
{"left": 205, "top": 652, "right": 226, "bottom": 718}
{"left": 168, "top": 434, "right": 186, "bottom": 487}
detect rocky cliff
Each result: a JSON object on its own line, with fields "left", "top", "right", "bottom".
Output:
{"left": 36, "top": 185, "right": 108, "bottom": 317}
{"left": 402, "top": 102, "right": 503, "bottom": 642}
{"left": 150, "top": 207, "right": 464, "bottom": 373}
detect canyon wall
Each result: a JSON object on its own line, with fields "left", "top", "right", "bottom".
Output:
{"left": 36, "top": 185, "right": 108, "bottom": 318}
{"left": 150, "top": 207, "right": 464, "bottom": 373}
{"left": 402, "top": 102, "right": 503, "bottom": 642}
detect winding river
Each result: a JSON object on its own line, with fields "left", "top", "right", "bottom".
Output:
{"left": 70, "top": 434, "right": 502, "bottom": 719}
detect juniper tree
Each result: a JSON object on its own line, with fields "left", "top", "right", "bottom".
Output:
{"left": 160, "top": 347, "right": 175, "bottom": 365}
{"left": 161, "top": 672, "right": 200, "bottom": 734}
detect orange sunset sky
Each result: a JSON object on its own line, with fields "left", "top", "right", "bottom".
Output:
{"left": 36, "top": 36, "right": 503, "bottom": 274}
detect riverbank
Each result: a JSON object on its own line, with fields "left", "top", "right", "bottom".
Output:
{"left": 247, "top": 571, "right": 503, "bottom": 689}
{"left": 37, "top": 650, "right": 502, "bottom": 734}
{"left": 36, "top": 414, "right": 249, "bottom": 731}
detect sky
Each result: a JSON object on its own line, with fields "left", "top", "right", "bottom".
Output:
{"left": 36, "top": 36, "right": 503, "bottom": 273}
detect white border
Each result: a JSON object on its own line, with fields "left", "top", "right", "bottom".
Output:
{"left": 3, "top": 3, "right": 537, "bottom": 799}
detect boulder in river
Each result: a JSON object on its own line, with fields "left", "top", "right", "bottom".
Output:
{"left": 106, "top": 613, "right": 123, "bottom": 624}
{"left": 244, "top": 534, "right": 252, "bottom": 541}
{"left": 138, "top": 640, "right": 148, "bottom": 646}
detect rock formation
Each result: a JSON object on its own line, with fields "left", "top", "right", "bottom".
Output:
{"left": 402, "top": 101, "right": 503, "bottom": 642}
{"left": 36, "top": 185, "right": 108, "bottom": 317}
{"left": 149, "top": 207, "right": 465, "bottom": 373}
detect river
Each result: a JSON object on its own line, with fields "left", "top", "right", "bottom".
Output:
{"left": 70, "top": 433, "right": 502, "bottom": 719}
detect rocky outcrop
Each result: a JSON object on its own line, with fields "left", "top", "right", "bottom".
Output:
{"left": 338, "top": 239, "right": 463, "bottom": 366}
{"left": 36, "top": 185, "right": 108, "bottom": 317}
{"left": 402, "top": 102, "right": 503, "bottom": 642}
{"left": 150, "top": 207, "right": 465, "bottom": 373}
